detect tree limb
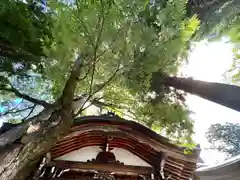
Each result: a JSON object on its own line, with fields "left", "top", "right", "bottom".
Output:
{"left": 0, "top": 55, "right": 84, "bottom": 180}
{"left": 0, "top": 99, "right": 23, "bottom": 116}
{"left": 0, "top": 107, "right": 55, "bottom": 147}
{"left": 75, "top": 1, "right": 95, "bottom": 48}
{"left": 22, "top": 105, "right": 37, "bottom": 121}
{"left": 74, "top": 62, "right": 132, "bottom": 117}
{"left": 75, "top": 65, "right": 122, "bottom": 116}
{"left": 0, "top": 105, "right": 34, "bottom": 117}
{"left": 95, "top": 21, "right": 130, "bottom": 63}
{"left": 78, "top": 97, "right": 105, "bottom": 113}
{"left": 59, "top": 56, "right": 83, "bottom": 110}
{"left": 0, "top": 123, "right": 29, "bottom": 147}
{"left": 0, "top": 55, "right": 83, "bottom": 147}
{"left": 1, "top": 86, "right": 53, "bottom": 108}
{"left": 78, "top": 61, "right": 92, "bottom": 81}
{"left": 76, "top": 97, "right": 136, "bottom": 120}
{"left": 94, "top": 66, "right": 122, "bottom": 94}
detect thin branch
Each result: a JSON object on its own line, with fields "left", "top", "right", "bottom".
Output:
{"left": 79, "top": 10, "right": 130, "bottom": 83}
{"left": 85, "top": 98, "right": 119, "bottom": 112}
{"left": 93, "top": 66, "right": 121, "bottom": 95}
{"left": 78, "top": 97, "right": 104, "bottom": 113}
{"left": 77, "top": 2, "right": 107, "bottom": 84}
{"left": 22, "top": 105, "right": 37, "bottom": 121}
{"left": 95, "top": 22, "right": 130, "bottom": 63}
{"left": 92, "top": 61, "right": 133, "bottom": 97}
{"left": 0, "top": 99, "right": 23, "bottom": 116}
{"left": 95, "top": 1, "right": 105, "bottom": 50}
{"left": 89, "top": 1, "right": 106, "bottom": 95}
{"left": 78, "top": 62, "right": 91, "bottom": 81}
{"left": 75, "top": 64, "right": 126, "bottom": 116}
{"left": 75, "top": 1, "right": 95, "bottom": 48}
{"left": 0, "top": 105, "right": 34, "bottom": 117}
{"left": 1, "top": 87, "right": 53, "bottom": 108}
{"left": 89, "top": 49, "right": 97, "bottom": 95}
{"left": 82, "top": 98, "right": 136, "bottom": 120}
{"left": 2, "top": 98, "right": 23, "bottom": 113}
{"left": 95, "top": 99, "right": 136, "bottom": 119}
{"left": 80, "top": 20, "right": 95, "bottom": 47}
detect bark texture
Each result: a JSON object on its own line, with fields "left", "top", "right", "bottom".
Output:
{"left": 152, "top": 73, "right": 240, "bottom": 112}
{"left": 0, "top": 57, "right": 83, "bottom": 180}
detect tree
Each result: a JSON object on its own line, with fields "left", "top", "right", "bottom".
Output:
{"left": 0, "top": 0, "right": 200, "bottom": 179}
{"left": 206, "top": 123, "right": 240, "bottom": 157}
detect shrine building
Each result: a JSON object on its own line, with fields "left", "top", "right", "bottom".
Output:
{"left": 38, "top": 115, "right": 200, "bottom": 180}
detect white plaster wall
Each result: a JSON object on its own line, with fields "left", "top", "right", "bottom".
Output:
{"left": 55, "top": 146, "right": 151, "bottom": 167}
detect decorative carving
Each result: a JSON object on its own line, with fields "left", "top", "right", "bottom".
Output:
{"left": 101, "top": 112, "right": 121, "bottom": 119}
{"left": 96, "top": 151, "right": 116, "bottom": 163}
{"left": 33, "top": 152, "right": 52, "bottom": 179}
{"left": 90, "top": 171, "right": 116, "bottom": 180}
{"left": 87, "top": 151, "right": 124, "bottom": 165}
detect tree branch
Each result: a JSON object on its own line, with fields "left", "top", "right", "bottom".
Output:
{"left": 78, "top": 61, "right": 91, "bottom": 81}
{"left": 75, "top": 1, "right": 95, "bottom": 48}
{"left": 0, "top": 98, "right": 23, "bottom": 116}
{"left": 95, "top": 21, "right": 130, "bottom": 63}
{"left": 0, "top": 105, "right": 34, "bottom": 117}
{"left": 78, "top": 97, "right": 105, "bottom": 113}
{"left": 75, "top": 64, "right": 127, "bottom": 116}
{"left": 1, "top": 86, "right": 53, "bottom": 108}
{"left": 59, "top": 55, "right": 83, "bottom": 111}
{"left": 89, "top": 3, "right": 105, "bottom": 95}
{"left": 79, "top": 12, "right": 129, "bottom": 83}
{"left": 77, "top": 97, "right": 136, "bottom": 120}
{"left": 0, "top": 55, "right": 83, "bottom": 147}
{"left": 22, "top": 105, "right": 37, "bottom": 122}
{"left": 94, "top": 66, "right": 121, "bottom": 94}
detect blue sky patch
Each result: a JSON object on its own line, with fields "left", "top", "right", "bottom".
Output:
{"left": 14, "top": 98, "right": 22, "bottom": 104}
{"left": 0, "top": 106, "right": 5, "bottom": 113}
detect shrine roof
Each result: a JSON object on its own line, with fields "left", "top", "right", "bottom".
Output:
{"left": 195, "top": 154, "right": 240, "bottom": 180}
{"left": 50, "top": 115, "right": 200, "bottom": 180}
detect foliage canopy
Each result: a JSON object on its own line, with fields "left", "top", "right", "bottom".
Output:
{"left": 0, "top": 0, "right": 201, "bottom": 143}
{"left": 0, "top": 0, "right": 53, "bottom": 75}
{"left": 206, "top": 123, "right": 240, "bottom": 158}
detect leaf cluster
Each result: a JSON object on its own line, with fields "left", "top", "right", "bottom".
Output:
{"left": 206, "top": 123, "right": 240, "bottom": 157}
{"left": 0, "top": 0, "right": 54, "bottom": 76}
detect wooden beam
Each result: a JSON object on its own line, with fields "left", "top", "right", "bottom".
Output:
{"left": 46, "top": 160, "right": 154, "bottom": 175}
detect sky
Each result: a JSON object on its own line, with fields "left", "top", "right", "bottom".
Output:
{"left": 184, "top": 39, "right": 240, "bottom": 165}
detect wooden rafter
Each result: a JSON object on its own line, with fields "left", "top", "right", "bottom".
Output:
{"left": 46, "top": 160, "right": 154, "bottom": 175}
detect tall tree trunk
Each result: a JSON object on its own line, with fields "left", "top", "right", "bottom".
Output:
{"left": 169, "top": 77, "right": 240, "bottom": 111}
{"left": 0, "top": 56, "right": 83, "bottom": 180}
{"left": 155, "top": 74, "right": 240, "bottom": 112}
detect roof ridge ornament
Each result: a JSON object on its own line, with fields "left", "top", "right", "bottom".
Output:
{"left": 99, "top": 111, "right": 122, "bottom": 119}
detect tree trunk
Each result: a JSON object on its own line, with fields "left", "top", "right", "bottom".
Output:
{"left": 161, "top": 75, "right": 240, "bottom": 112}
{"left": 0, "top": 57, "right": 83, "bottom": 180}
{"left": 0, "top": 122, "right": 66, "bottom": 180}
